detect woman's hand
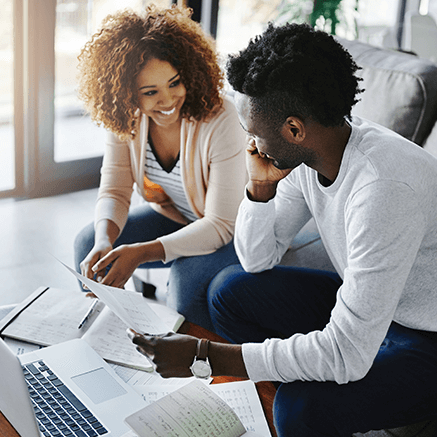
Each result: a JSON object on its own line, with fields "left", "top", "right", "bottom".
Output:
{"left": 80, "top": 241, "right": 113, "bottom": 283}
{"left": 92, "top": 241, "right": 165, "bottom": 289}
{"left": 80, "top": 219, "right": 120, "bottom": 287}
{"left": 91, "top": 244, "right": 145, "bottom": 289}
{"left": 128, "top": 330, "right": 198, "bottom": 378}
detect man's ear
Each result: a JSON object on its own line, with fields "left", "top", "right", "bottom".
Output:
{"left": 282, "top": 116, "right": 305, "bottom": 143}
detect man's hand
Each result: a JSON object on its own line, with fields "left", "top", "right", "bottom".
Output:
{"left": 246, "top": 139, "right": 292, "bottom": 202}
{"left": 128, "top": 330, "right": 198, "bottom": 378}
{"left": 127, "top": 330, "right": 248, "bottom": 379}
{"left": 246, "top": 139, "right": 291, "bottom": 183}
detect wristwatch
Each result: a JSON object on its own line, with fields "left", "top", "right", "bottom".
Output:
{"left": 190, "top": 338, "right": 212, "bottom": 379}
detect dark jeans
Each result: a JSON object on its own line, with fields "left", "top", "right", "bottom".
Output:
{"left": 207, "top": 264, "right": 437, "bottom": 436}
{"left": 74, "top": 203, "right": 240, "bottom": 331}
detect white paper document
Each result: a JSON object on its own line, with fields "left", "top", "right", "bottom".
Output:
{"left": 61, "top": 261, "right": 170, "bottom": 335}
{"left": 110, "top": 363, "right": 206, "bottom": 388}
{"left": 2, "top": 281, "right": 183, "bottom": 372}
{"left": 130, "top": 380, "right": 271, "bottom": 437}
{"left": 125, "top": 380, "right": 252, "bottom": 437}
{"left": 210, "top": 381, "right": 271, "bottom": 436}
{"left": 3, "top": 337, "right": 43, "bottom": 355}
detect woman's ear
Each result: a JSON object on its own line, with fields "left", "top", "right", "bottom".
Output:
{"left": 282, "top": 116, "right": 305, "bottom": 143}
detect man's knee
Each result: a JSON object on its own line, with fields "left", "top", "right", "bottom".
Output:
{"left": 274, "top": 382, "right": 345, "bottom": 437}
{"left": 208, "top": 264, "right": 247, "bottom": 313}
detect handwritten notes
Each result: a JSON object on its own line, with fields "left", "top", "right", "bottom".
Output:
{"left": 2, "top": 288, "right": 103, "bottom": 346}
{"left": 61, "top": 262, "right": 170, "bottom": 335}
{"left": 211, "top": 381, "right": 271, "bottom": 436}
{"left": 129, "top": 380, "right": 271, "bottom": 437}
{"left": 125, "top": 380, "right": 248, "bottom": 437}
{"left": 81, "top": 307, "right": 154, "bottom": 370}
{"left": 2, "top": 283, "right": 183, "bottom": 372}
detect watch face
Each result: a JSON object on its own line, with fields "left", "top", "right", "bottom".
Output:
{"left": 190, "top": 360, "right": 211, "bottom": 379}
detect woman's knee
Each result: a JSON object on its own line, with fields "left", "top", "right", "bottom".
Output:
{"left": 168, "top": 249, "right": 242, "bottom": 298}
{"left": 74, "top": 223, "right": 95, "bottom": 264}
{"left": 166, "top": 257, "right": 205, "bottom": 313}
{"left": 166, "top": 258, "right": 197, "bottom": 303}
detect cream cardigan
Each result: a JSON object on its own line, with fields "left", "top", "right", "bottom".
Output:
{"left": 95, "top": 97, "right": 247, "bottom": 262}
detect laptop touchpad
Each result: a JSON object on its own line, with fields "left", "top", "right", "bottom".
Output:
{"left": 72, "top": 368, "right": 127, "bottom": 404}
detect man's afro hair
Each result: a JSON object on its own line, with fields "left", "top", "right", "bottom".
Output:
{"left": 227, "top": 22, "right": 363, "bottom": 127}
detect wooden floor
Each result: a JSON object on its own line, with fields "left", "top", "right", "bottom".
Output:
{"left": 0, "top": 188, "right": 279, "bottom": 437}
{"left": 0, "top": 187, "right": 329, "bottom": 308}
{"left": 0, "top": 188, "right": 99, "bottom": 306}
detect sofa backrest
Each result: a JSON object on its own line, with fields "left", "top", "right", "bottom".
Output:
{"left": 336, "top": 37, "right": 437, "bottom": 149}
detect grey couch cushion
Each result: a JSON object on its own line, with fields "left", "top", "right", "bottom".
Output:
{"left": 336, "top": 37, "right": 437, "bottom": 146}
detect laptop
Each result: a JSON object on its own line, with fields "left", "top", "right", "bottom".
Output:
{"left": 0, "top": 337, "right": 146, "bottom": 437}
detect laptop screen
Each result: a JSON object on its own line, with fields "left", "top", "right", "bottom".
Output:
{"left": 0, "top": 338, "right": 40, "bottom": 437}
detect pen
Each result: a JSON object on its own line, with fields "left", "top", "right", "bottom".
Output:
{"left": 77, "top": 299, "right": 99, "bottom": 329}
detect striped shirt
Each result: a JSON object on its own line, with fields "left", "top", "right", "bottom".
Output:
{"left": 145, "top": 142, "right": 197, "bottom": 222}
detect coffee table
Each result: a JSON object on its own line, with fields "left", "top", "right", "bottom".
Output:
{"left": 0, "top": 321, "right": 277, "bottom": 437}
{"left": 181, "top": 321, "right": 278, "bottom": 437}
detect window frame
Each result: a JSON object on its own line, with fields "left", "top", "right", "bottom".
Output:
{"left": 2, "top": 0, "right": 410, "bottom": 200}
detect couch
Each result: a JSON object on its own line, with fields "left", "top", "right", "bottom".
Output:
{"left": 133, "top": 36, "right": 437, "bottom": 437}
{"left": 281, "top": 37, "right": 437, "bottom": 437}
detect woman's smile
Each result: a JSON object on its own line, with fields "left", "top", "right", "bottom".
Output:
{"left": 137, "top": 58, "right": 187, "bottom": 127}
{"left": 159, "top": 107, "right": 177, "bottom": 116}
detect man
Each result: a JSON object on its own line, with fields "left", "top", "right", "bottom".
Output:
{"left": 129, "top": 23, "right": 437, "bottom": 436}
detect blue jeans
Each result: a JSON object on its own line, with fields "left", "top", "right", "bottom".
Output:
{"left": 208, "top": 264, "right": 437, "bottom": 436}
{"left": 74, "top": 203, "right": 239, "bottom": 331}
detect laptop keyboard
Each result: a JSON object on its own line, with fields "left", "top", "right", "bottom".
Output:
{"left": 22, "top": 360, "right": 108, "bottom": 437}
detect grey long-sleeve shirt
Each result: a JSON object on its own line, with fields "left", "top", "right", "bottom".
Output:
{"left": 237, "top": 116, "right": 437, "bottom": 384}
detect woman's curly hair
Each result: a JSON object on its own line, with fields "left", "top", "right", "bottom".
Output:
{"left": 77, "top": 4, "right": 224, "bottom": 140}
{"left": 227, "top": 23, "right": 363, "bottom": 128}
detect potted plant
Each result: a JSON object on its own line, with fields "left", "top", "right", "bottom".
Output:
{"left": 275, "top": 0, "right": 359, "bottom": 37}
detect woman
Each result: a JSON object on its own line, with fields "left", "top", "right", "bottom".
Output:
{"left": 74, "top": 5, "right": 246, "bottom": 331}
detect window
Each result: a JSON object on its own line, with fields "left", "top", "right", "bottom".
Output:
{"left": 2, "top": 0, "right": 172, "bottom": 199}
{"left": 0, "top": 0, "right": 14, "bottom": 191}
{"left": 3, "top": 0, "right": 412, "bottom": 199}
{"left": 215, "top": 0, "right": 283, "bottom": 57}
{"left": 215, "top": 0, "right": 403, "bottom": 61}
{"left": 54, "top": 0, "right": 172, "bottom": 163}
{"left": 355, "top": 0, "right": 401, "bottom": 47}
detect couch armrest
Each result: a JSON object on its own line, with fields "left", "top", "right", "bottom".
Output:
{"left": 336, "top": 37, "right": 437, "bottom": 146}
{"left": 422, "top": 119, "right": 437, "bottom": 158}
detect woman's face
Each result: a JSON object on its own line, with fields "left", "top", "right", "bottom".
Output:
{"left": 136, "top": 58, "right": 187, "bottom": 128}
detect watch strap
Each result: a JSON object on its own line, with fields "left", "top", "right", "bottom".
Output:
{"left": 195, "top": 338, "right": 210, "bottom": 361}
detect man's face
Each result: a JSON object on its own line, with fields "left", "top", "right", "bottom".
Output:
{"left": 234, "top": 92, "right": 316, "bottom": 170}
